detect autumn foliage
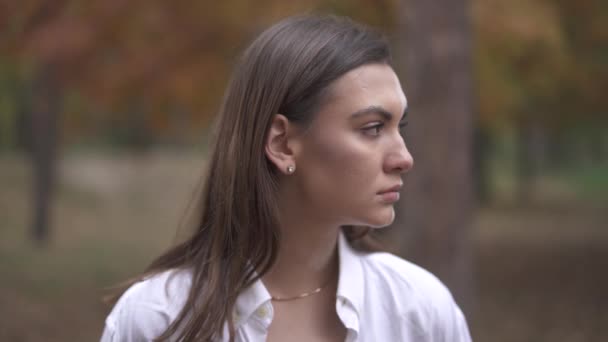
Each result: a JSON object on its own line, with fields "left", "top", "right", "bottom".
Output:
{"left": 0, "top": 0, "right": 606, "bottom": 146}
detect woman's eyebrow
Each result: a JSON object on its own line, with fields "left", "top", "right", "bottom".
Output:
{"left": 350, "top": 105, "right": 409, "bottom": 121}
{"left": 350, "top": 105, "right": 393, "bottom": 121}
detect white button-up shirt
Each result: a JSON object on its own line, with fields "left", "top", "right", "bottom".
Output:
{"left": 101, "top": 233, "right": 472, "bottom": 341}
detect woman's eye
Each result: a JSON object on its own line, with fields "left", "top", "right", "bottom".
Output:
{"left": 399, "top": 121, "right": 408, "bottom": 132}
{"left": 362, "top": 123, "right": 384, "bottom": 136}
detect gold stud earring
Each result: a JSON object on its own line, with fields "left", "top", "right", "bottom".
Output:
{"left": 287, "top": 165, "right": 296, "bottom": 174}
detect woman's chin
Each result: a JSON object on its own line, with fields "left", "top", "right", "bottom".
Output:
{"left": 360, "top": 207, "right": 396, "bottom": 229}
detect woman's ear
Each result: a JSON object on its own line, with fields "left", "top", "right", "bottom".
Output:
{"left": 265, "top": 114, "right": 298, "bottom": 175}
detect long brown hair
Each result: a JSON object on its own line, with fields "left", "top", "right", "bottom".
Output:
{"left": 109, "top": 14, "right": 391, "bottom": 341}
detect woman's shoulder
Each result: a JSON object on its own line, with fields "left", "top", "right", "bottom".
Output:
{"left": 361, "top": 251, "right": 450, "bottom": 297}
{"left": 357, "top": 252, "right": 456, "bottom": 315}
{"left": 357, "top": 252, "right": 471, "bottom": 340}
{"left": 361, "top": 252, "right": 471, "bottom": 342}
{"left": 117, "top": 268, "right": 192, "bottom": 309}
{"left": 101, "top": 268, "right": 192, "bottom": 341}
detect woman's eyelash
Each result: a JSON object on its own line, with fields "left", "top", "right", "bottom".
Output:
{"left": 362, "top": 123, "right": 384, "bottom": 135}
{"left": 362, "top": 121, "right": 408, "bottom": 137}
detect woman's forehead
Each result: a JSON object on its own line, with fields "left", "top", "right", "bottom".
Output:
{"left": 319, "top": 64, "right": 407, "bottom": 118}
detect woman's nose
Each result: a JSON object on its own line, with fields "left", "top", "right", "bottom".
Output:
{"left": 384, "top": 140, "right": 414, "bottom": 174}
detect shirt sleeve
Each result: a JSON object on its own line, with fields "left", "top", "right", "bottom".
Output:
{"left": 100, "top": 290, "right": 172, "bottom": 342}
{"left": 100, "top": 321, "right": 117, "bottom": 342}
{"left": 447, "top": 304, "right": 472, "bottom": 341}
{"left": 431, "top": 291, "right": 472, "bottom": 342}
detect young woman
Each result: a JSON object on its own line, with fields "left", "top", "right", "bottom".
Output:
{"left": 101, "top": 14, "right": 472, "bottom": 342}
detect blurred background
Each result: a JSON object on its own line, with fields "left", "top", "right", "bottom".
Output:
{"left": 0, "top": 0, "right": 606, "bottom": 341}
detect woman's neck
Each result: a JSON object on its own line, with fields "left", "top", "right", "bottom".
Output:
{"left": 261, "top": 193, "right": 341, "bottom": 299}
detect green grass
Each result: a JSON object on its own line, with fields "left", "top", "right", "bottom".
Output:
{"left": 485, "top": 139, "right": 608, "bottom": 205}
{"left": 556, "top": 163, "right": 608, "bottom": 201}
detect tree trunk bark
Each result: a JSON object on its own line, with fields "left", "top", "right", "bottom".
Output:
{"left": 29, "top": 64, "right": 60, "bottom": 245}
{"left": 390, "top": 0, "right": 475, "bottom": 313}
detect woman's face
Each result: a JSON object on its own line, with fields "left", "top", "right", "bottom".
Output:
{"left": 293, "top": 63, "right": 413, "bottom": 228}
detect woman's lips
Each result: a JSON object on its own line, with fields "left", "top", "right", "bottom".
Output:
{"left": 378, "top": 191, "right": 400, "bottom": 203}
{"left": 377, "top": 184, "right": 402, "bottom": 203}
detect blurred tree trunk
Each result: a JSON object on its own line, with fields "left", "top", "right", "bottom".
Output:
{"left": 515, "top": 116, "right": 545, "bottom": 203}
{"left": 473, "top": 123, "right": 492, "bottom": 205}
{"left": 390, "top": 0, "right": 475, "bottom": 313}
{"left": 547, "top": 129, "right": 568, "bottom": 169}
{"left": 515, "top": 119, "right": 533, "bottom": 202}
{"left": 29, "top": 64, "right": 60, "bottom": 245}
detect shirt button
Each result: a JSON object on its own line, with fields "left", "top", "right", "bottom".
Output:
{"left": 256, "top": 306, "right": 269, "bottom": 318}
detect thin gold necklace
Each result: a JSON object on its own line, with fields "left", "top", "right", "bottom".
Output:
{"left": 270, "top": 279, "right": 332, "bottom": 302}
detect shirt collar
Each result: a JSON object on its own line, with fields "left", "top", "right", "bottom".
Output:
{"left": 233, "top": 271, "right": 271, "bottom": 328}
{"left": 336, "top": 229, "right": 365, "bottom": 331}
